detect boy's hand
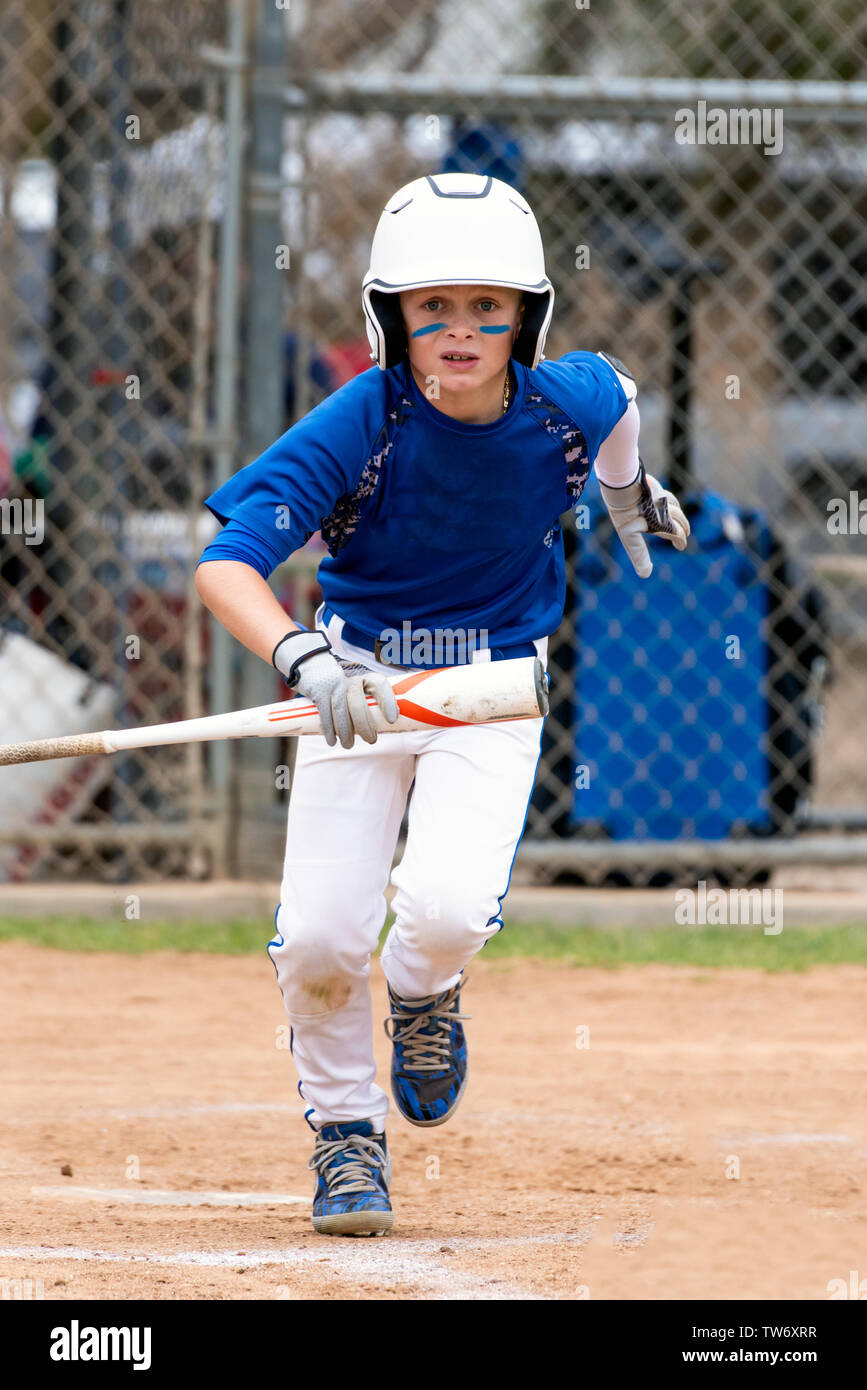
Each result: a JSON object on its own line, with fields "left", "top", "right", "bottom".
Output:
{"left": 273, "top": 630, "right": 399, "bottom": 749}
{"left": 598, "top": 463, "right": 690, "bottom": 579}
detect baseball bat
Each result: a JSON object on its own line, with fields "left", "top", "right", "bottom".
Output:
{"left": 0, "top": 656, "right": 549, "bottom": 766}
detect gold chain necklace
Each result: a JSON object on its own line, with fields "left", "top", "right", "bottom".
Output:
{"left": 502, "top": 368, "right": 512, "bottom": 414}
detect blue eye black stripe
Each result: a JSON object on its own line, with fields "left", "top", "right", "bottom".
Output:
{"left": 411, "top": 323, "right": 446, "bottom": 337}
{"left": 479, "top": 324, "right": 510, "bottom": 334}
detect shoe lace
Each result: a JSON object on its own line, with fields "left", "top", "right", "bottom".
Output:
{"left": 383, "top": 983, "right": 471, "bottom": 1072}
{"left": 308, "top": 1133, "right": 387, "bottom": 1196}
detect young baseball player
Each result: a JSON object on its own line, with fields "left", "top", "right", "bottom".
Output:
{"left": 195, "top": 172, "right": 689, "bottom": 1236}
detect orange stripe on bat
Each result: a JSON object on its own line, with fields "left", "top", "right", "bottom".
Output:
{"left": 396, "top": 697, "right": 467, "bottom": 728}
{"left": 389, "top": 668, "right": 463, "bottom": 724}
{"left": 267, "top": 702, "right": 317, "bottom": 724}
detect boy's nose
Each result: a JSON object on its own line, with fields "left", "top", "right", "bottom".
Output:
{"left": 445, "top": 317, "right": 476, "bottom": 337}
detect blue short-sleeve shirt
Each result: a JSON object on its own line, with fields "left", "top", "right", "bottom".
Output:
{"left": 199, "top": 350, "right": 627, "bottom": 645}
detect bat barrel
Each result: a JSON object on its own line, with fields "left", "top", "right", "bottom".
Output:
{"left": 533, "top": 657, "right": 550, "bottom": 717}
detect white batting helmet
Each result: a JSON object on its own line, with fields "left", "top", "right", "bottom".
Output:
{"left": 362, "top": 172, "right": 555, "bottom": 371}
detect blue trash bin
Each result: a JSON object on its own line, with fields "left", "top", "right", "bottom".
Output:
{"left": 573, "top": 482, "right": 773, "bottom": 840}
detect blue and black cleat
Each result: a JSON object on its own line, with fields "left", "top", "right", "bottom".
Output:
{"left": 384, "top": 979, "right": 470, "bottom": 1127}
{"left": 308, "top": 1119, "right": 393, "bottom": 1236}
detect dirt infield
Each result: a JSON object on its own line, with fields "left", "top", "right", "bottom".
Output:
{"left": 1, "top": 941, "right": 865, "bottom": 1301}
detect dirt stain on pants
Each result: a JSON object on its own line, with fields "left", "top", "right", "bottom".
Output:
{"left": 293, "top": 974, "right": 353, "bottom": 1014}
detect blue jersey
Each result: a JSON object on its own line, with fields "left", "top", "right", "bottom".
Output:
{"left": 199, "top": 351, "right": 627, "bottom": 645}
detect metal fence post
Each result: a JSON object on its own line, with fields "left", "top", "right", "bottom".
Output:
{"left": 233, "top": 0, "right": 289, "bottom": 878}
{"left": 207, "top": 0, "right": 246, "bottom": 875}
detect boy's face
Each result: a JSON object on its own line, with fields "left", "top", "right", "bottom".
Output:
{"left": 399, "top": 284, "right": 524, "bottom": 398}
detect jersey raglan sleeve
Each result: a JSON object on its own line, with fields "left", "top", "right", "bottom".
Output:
{"left": 197, "top": 374, "right": 381, "bottom": 580}
{"left": 550, "top": 349, "right": 631, "bottom": 464}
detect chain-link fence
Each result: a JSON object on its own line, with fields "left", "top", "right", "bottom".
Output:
{"left": 2, "top": 0, "right": 866, "bottom": 883}
{"left": 0, "top": 0, "right": 229, "bottom": 880}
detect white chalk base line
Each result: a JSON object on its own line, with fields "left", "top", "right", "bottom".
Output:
{"left": 0, "top": 1234, "right": 604, "bottom": 1299}
{"left": 32, "top": 1186, "right": 308, "bottom": 1208}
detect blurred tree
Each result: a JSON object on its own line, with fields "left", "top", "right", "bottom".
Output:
{"left": 302, "top": 0, "right": 440, "bottom": 72}
{"left": 635, "top": 0, "right": 867, "bottom": 80}
{"left": 538, "top": 0, "right": 867, "bottom": 81}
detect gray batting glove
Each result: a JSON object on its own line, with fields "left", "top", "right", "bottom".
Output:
{"left": 272, "top": 629, "right": 399, "bottom": 749}
{"left": 598, "top": 462, "right": 690, "bottom": 579}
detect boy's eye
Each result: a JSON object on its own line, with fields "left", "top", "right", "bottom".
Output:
{"left": 478, "top": 300, "right": 497, "bottom": 311}
{"left": 422, "top": 299, "right": 442, "bottom": 311}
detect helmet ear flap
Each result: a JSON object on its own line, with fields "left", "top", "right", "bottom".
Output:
{"left": 366, "top": 290, "right": 407, "bottom": 369}
{"left": 511, "top": 288, "right": 554, "bottom": 369}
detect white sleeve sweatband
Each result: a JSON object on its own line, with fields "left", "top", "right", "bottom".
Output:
{"left": 594, "top": 397, "right": 641, "bottom": 489}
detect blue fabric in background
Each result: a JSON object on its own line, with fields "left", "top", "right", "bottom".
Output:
{"left": 572, "top": 480, "right": 773, "bottom": 840}
{"left": 442, "top": 123, "right": 525, "bottom": 192}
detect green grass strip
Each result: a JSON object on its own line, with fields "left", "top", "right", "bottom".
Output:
{"left": 480, "top": 919, "right": 867, "bottom": 971}
{"left": 0, "top": 914, "right": 865, "bottom": 970}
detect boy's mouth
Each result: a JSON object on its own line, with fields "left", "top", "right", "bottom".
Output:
{"left": 440, "top": 351, "right": 479, "bottom": 368}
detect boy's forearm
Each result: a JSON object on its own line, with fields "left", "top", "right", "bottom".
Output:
{"left": 195, "top": 559, "right": 301, "bottom": 665}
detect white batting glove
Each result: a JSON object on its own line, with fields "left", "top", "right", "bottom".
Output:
{"left": 598, "top": 463, "right": 690, "bottom": 579}
{"left": 272, "top": 629, "right": 399, "bottom": 749}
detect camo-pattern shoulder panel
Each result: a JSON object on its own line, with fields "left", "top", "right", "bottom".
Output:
{"left": 524, "top": 390, "right": 591, "bottom": 502}
{"left": 320, "top": 394, "right": 414, "bottom": 556}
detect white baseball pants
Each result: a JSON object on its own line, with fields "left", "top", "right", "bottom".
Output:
{"left": 267, "top": 610, "right": 546, "bottom": 1133}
